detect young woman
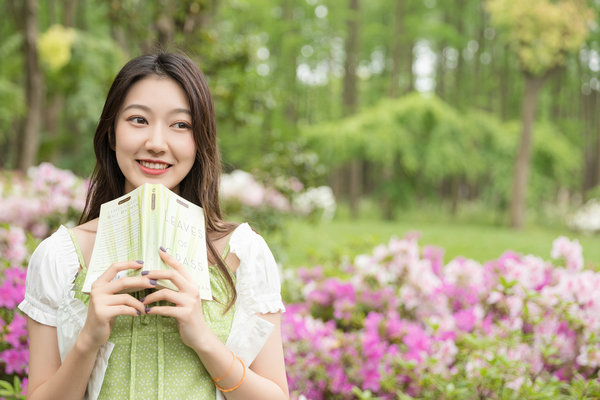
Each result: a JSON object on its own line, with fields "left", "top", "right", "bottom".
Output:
{"left": 19, "top": 53, "right": 289, "bottom": 400}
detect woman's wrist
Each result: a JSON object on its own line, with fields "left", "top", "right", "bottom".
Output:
{"left": 190, "top": 326, "right": 221, "bottom": 355}
{"left": 75, "top": 328, "right": 103, "bottom": 355}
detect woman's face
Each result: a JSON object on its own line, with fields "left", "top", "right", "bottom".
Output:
{"left": 114, "top": 75, "right": 197, "bottom": 194}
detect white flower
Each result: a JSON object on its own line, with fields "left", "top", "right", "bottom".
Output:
{"left": 292, "top": 186, "right": 336, "bottom": 220}
{"left": 568, "top": 199, "right": 600, "bottom": 233}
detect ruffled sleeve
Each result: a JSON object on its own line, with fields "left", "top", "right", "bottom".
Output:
{"left": 18, "top": 226, "right": 80, "bottom": 327}
{"left": 217, "top": 223, "right": 285, "bottom": 400}
{"left": 229, "top": 223, "right": 285, "bottom": 315}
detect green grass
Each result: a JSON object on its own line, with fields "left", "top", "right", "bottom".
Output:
{"left": 270, "top": 214, "right": 600, "bottom": 270}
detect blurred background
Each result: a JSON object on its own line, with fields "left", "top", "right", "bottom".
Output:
{"left": 1, "top": 0, "right": 600, "bottom": 266}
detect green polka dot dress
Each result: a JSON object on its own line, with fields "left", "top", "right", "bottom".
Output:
{"left": 70, "top": 231, "right": 235, "bottom": 400}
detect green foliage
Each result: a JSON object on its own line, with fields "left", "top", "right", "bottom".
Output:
{"left": 0, "top": 376, "right": 25, "bottom": 400}
{"left": 256, "top": 140, "right": 328, "bottom": 189}
{"left": 0, "top": 34, "right": 25, "bottom": 146}
{"left": 486, "top": 0, "right": 593, "bottom": 76}
{"left": 0, "top": 0, "right": 597, "bottom": 225}
{"left": 38, "top": 27, "right": 125, "bottom": 173}
{"left": 302, "top": 92, "right": 581, "bottom": 214}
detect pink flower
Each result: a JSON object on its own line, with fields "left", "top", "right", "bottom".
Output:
{"left": 0, "top": 281, "right": 24, "bottom": 309}
{"left": 6, "top": 315, "right": 28, "bottom": 347}
{"left": 0, "top": 347, "right": 29, "bottom": 375}
{"left": 551, "top": 236, "right": 583, "bottom": 271}
{"left": 402, "top": 323, "right": 431, "bottom": 363}
{"left": 287, "top": 177, "right": 304, "bottom": 192}
{"left": 422, "top": 245, "right": 444, "bottom": 277}
{"left": 454, "top": 308, "right": 476, "bottom": 332}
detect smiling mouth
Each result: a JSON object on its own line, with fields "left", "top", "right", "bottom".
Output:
{"left": 137, "top": 160, "right": 172, "bottom": 170}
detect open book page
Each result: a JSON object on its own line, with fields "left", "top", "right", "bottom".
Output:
{"left": 82, "top": 190, "right": 142, "bottom": 292}
{"left": 158, "top": 185, "right": 211, "bottom": 300}
{"left": 82, "top": 184, "right": 212, "bottom": 300}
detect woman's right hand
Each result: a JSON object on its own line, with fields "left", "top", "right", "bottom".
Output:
{"left": 78, "top": 261, "right": 155, "bottom": 351}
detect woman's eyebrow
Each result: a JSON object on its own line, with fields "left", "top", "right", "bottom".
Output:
{"left": 121, "top": 104, "right": 191, "bottom": 116}
{"left": 170, "top": 108, "right": 192, "bottom": 116}
{"left": 121, "top": 104, "right": 151, "bottom": 113}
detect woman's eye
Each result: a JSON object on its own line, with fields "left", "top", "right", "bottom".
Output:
{"left": 128, "top": 116, "right": 147, "bottom": 124}
{"left": 173, "top": 122, "right": 191, "bottom": 129}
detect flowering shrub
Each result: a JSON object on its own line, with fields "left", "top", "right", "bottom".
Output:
{"left": 0, "top": 163, "right": 87, "bottom": 398}
{"left": 283, "top": 235, "right": 600, "bottom": 399}
{"left": 568, "top": 198, "right": 600, "bottom": 234}
{"left": 221, "top": 170, "right": 293, "bottom": 213}
{"left": 4, "top": 163, "right": 600, "bottom": 399}
{"left": 0, "top": 162, "right": 87, "bottom": 237}
{"left": 220, "top": 169, "right": 336, "bottom": 235}
{"left": 0, "top": 243, "right": 29, "bottom": 399}
{"left": 221, "top": 169, "right": 335, "bottom": 220}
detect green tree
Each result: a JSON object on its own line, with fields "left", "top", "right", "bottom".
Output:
{"left": 487, "top": 0, "right": 593, "bottom": 228}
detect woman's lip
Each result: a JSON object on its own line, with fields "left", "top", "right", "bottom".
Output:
{"left": 136, "top": 160, "right": 171, "bottom": 176}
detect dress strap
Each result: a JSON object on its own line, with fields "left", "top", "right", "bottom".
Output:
{"left": 209, "top": 237, "right": 232, "bottom": 267}
{"left": 66, "top": 228, "right": 87, "bottom": 270}
{"left": 221, "top": 242, "right": 231, "bottom": 260}
{"left": 66, "top": 228, "right": 91, "bottom": 304}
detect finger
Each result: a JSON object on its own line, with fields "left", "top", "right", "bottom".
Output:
{"left": 144, "top": 304, "right": 185, "bottom": 319}
{"left": 142, "top": 288, "right": 189, "bottom": 306}
{"left": 108, "top": 304, "right": 143, "bottom": 318}
{"left": 105, "top": 294, "right": 146, "bottom": 315}
{"left": 158, "top": 247, "right": 193, "bottom": 280}
{"left": 97, "top": 260, "right": 144, "bottom": 283}
{"left": 142, "top": 269, "right": 197, "bottom": 293}
{"left": 105, "top": 275, "right": 158, "bottom": 294}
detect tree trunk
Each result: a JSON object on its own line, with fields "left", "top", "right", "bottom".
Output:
{"left": 436, "top": 9, "right": 450, "bottom": 100}
{"left": 509, "top": 73, "right": 546, "bottom": 229}
{"left": 282, "top": 0, "right": 298, "bottom": 124}
{"left": 380, "top": 162, "right": 395, "bottom": 220}
{"left": 453, "top": 0, "right": 465, "bottom": 110}
{"left": 343, "top": 0, "right": 361, "bottom": 218}
{"left": 343, "top": 0, "right": 359, "bottom": 116}
{"left": 18, "top": 0, "right": 43, "bottom": 171}
{"left": 45, "top": 0, "right": 78, "bottom": 163}
{"left": 64, "top": 0, "right": 78, "bottom": 27}
{"left": 500, "top": 43, "right": 511, "bottom": 121}
{"left": 593, "top": 90, "right": 600, "bottom": 188}
{"left": 389, "top": 0, "right": 403, "bottom": 98}
{"left": 108, "top": 2, "right": 130, "bottom": 55}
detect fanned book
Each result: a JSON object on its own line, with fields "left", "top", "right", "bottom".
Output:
{"left": 82, "top": 183, "right": 212, "bottom": 300}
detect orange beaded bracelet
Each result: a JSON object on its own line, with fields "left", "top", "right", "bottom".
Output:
{"left": 212, "top": 351, "right": 236, "bottom": 383}
{"left": 215, "top": 356, "right": 246, "bottom": 393}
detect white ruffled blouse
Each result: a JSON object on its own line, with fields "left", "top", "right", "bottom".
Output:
{"left": 18, "top": 223, "right": 285, "bottom": 400}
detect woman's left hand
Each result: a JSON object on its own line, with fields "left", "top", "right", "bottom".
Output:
{"left": 141, "top": 247, "right": 211, "bottom": 350}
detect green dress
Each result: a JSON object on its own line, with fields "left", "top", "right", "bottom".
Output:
{"left": 68, "top": 230, "right": 235, "bottom": 400}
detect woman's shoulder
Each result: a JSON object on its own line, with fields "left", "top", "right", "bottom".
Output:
{"left": 20, "top": 225, "right": 82, "bottom": 325}
{"left": 29, "top": 225, "right": 80, "bottom": 275}
{"left": 31, "top": 225, "right": 74, "bottom": 259}
{"left": 70, "top": 218, "right": 98, "bottom": 267}
{"left": 228, "top": 222, "right": 263, "bottom": 256}
{"left": 228, "top": 223, "right": 285, "bottom": 313}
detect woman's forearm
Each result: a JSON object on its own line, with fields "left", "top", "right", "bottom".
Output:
{"left": 28, "top": 336, "right": 100, "bottom": 400}
{"left": 193, "top": 332, "right": 288, "bottom": 400}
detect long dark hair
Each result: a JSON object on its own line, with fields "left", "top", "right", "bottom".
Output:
{"left": 80, "top": 52, "right": 237, "bottom": 309}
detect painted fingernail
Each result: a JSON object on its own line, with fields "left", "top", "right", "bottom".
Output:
{"left": 159, "top": 246, "right": 167, "bottom": 252}
{"left": 145, "top": 306, "right": 151, "bottom": 313}
{"left": 136, "top": 310, "right": 141, "bottom": 316}
{"left": 140, "top": 297, "right": 146, "bottom": 303}
{"left": 141, "top": 271, "right": 150, "bottom": 276}
{"left": 136, "top": 260, "right": 144, "bottom": 264}
{"left": 149, "top": 279, "right": 157, "bottom": 285}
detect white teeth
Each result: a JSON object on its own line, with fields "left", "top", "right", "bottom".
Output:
{"left": 139, "top": 161, "right": 169, "bottom": 170}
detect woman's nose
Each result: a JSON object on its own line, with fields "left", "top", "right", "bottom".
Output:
{"left": 145, "top": 125, "right": 168, "bottom": 153}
